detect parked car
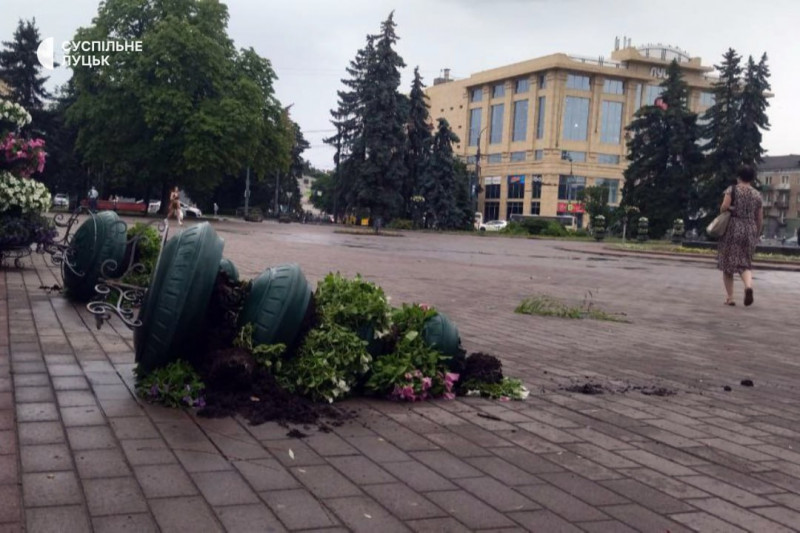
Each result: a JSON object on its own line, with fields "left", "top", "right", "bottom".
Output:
{"left": 479, "top": 220, "right": 508, "bottom": 232}
{"left": 147, "top": 201, "right": 161, "bottom": 214}
{"left": 52, "top": 193, "right": 69, "bottom": 208}
{"left": 181, "top": 202, "right": 202, "bottom": 218}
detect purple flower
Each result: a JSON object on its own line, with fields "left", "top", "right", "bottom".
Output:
{"left": 149, "top": 384, "right": 159, "bottom": 396}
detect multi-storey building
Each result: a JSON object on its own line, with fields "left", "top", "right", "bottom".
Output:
{"left": 757, "top": 155, "right": 800, "bottom": 238}
{"left": 425, "top": 39, "right": 717, "bottom": 227}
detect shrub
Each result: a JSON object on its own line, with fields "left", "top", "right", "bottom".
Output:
{"left": 135, "top": 360, "right": 205, "bottom": 408}
{"left": 387, "top": 218, "right": 413, "bottom": 230}
{"left": 569, "top": 229, "right": 589, "bottom": 238}
{"left": 121, "top": 223, "right": 161, "bottom": 288}
{"left": 279, "top": 324, "right": 371, "bottom": 403}
{"left": 542, "top": 221, "right": 568, "bottom": 237}
{"left": 315, "top": 273, "right": 391, "bottom": 334}
{"left": 520, "top": 218, "right": 550, "bottom": 235}
{"left": 500, "top": 222, "right": 530, "bottom": 236}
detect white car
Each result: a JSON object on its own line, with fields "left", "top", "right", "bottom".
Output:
{"left": 181, "top": 202, "right": 202, "bottom": 218}
{"left": 479, "top": 220, "right": 508, "bottom": 232}
{"left": 52, "top": 193, "right": 69, "bottom": 207}
{"left": 147, "top": 201, "right": 161, "bottom": 214}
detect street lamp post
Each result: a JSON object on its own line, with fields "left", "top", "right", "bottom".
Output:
{"left": 474, "top": 126, "right": 488, "bottom": 222}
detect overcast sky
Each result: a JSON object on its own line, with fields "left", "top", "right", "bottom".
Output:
{"left": 4, "top": 0, "right": 798, "bottom": 170}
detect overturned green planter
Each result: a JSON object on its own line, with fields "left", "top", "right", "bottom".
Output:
{"left": 219, "top": 257, "right": 239, "bottom": 282}
{"left": 423, "top": 312, "right": 463, "bottom": 368}
{"left": 134, "top": 223, "right": 224, "bottom": 374}
{"left": 239, "top": 263, "right": 311, "bottom": 347}
{"left": 63, "top": 211, "right": 127, "bottom": 301}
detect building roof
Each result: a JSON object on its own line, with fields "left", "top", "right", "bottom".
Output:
{"left": 758, "top": 155, "right": 800, "bottom": 172}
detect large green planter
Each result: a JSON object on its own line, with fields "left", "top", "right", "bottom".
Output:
{"left": 134, "top": 223, "right": 224, "bottom": 374}
{"left": 239, "top": 263, "right": 311, "bottom": 347}
{"left": 63, "top": 211, "right": 127, "bottom": 301}
{"left": 423, "top": 312, "right": 463, "bottom": 370}
{"left": 219, "top": 257, "right": 239, "bottom": 282}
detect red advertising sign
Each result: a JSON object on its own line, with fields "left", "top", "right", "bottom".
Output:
{"left": 557, "top": 202, "right": 585, "bottom": 214}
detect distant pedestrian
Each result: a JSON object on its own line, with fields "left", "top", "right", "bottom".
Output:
{"left": 717, "top": 165, "right": 763, "bottom": 306}
{"left": 213, "top": 202, "right": 219, "bottom": 216}
{"left": 112, "top": 194, "right": 118, "bottom": 212}
{"left": 796, "top": 225, "right": 800, "bottom": 247}
{"left": 88, "top": 186, "right": 99, "bottom": 212}
{"left": 168, "top": 186, "right": 183, "bottom": 226}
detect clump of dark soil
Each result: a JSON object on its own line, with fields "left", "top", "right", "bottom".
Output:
{"left": 199, "top": 367, "right": 351, "bottom": 427}
{"left": 461, "top": 352, "right": 503, "bottom": 384}
{"left": 565, "top": 382, "right": 605, "bottom": 395}
{"left": 205, "top": 347, "right": 256, "bottom": 392}
{"left": 740, "top": 379, "right": 754, "bottom": 387}
{"left": 638, "top": 386, "right": 677, "bottom": 397}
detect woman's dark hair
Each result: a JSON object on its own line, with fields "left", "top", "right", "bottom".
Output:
{"left": 737, "top": 164, "right": 756, "bottom": 183}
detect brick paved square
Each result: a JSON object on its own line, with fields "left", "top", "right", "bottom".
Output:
{"left": 22, "top": 471, "right": 83, "bottom": 507}
{"left": 60, "top": 405, "right": 105, "bottom": 427}
{"left": 134, "top": 464, "right": 197, "bottom": 498}
{"left": 66, "top": 426, "right": 117, "bottom": 450}
{"left": 149, "top": 496, "right": 224, "bottom": 533}
{"left": 92, "top": 513, "right": 159, "bottom": 533}
{"left": 233, "top": 458, "right": 300, "bottom": 492}
{"left": 25, "top": 505, "right": 91, "bottom": 533}
{"left": 261, "top": 488, "right": 340, "bottom": 530}
{"left": 74, "top": 449, "right": 131, "bottom": 479}
{"left": 425, "top": 490, "right": 516, "bottom": 529}
{"left": 191, "top": 470, "right": 260, "bottom": 506}
{"left": 19, "top": 444, "right": 71, "bottom": 473}
{"left": 83, "top": 477, "right": 147, "bottom": 516}
{"left": 214, "top": 504, "right": 286, "bottom": 533}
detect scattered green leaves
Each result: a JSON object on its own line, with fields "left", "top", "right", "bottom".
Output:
{"left": 515, "top": 294, "right": 628, "bottom": 323}
{"left": 462, "top": 377, "right": 529, "bottom": 400}
{"left": 315, "top": 273, "right": 391, "bottom": 333}
{"left": 135, "top": 360, "right": 205, "bottom": 408}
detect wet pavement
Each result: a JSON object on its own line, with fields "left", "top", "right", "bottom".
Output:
{"left": 2, "top": 218, "right": 800, "bottom": 532}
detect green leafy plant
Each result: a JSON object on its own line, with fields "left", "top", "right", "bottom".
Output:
{"left": 515, "top": 294, "right": 628, "bottom": 323}
{"left": 391, "top": 303, "right": 437, "bottom": 336}
{"left": 542, "top": 221, "right": 569, "bottom": 237}
{"left": 462, "top": 377, "right": 529, "bottom": 400}
{"left": 365, "top": 331, "right": 452, "bottom": 398}
{"left": 387, "top": 218, "right": 413, "bottom": 230}
{"left": 121, "top": 223, "right": 161, "bottom": 288}
{"left": 234, "top": 323, "right": 286, "bottom": 371}
{"left": 315, "top": 273, "right": 391, "bottom": 334}
{"left": 280, "top": 324, "right": 371, "bottom": 403}
{"left": 135, "top": 360, "right": 205, "bottom": 408}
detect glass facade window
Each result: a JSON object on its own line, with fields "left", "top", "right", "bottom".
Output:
{"left": 469, "top": 108, "right": 482, "bottom": 146}
{"left": 484, "top": 184, "right": 500, "bottom": 199}
{"left": 558, "top": 175, "right": 586, "bottom": 201}
{"left": 561, "top": 150, "right": 586, "bottom": 162}
{"left": 534, "top": 149, "right": 544, "bottom": 160}
{"left": 603, "top": 79, "right": 624, "bottom": 94}
{"left": 539, "top": 73, "right": 547, "bottom": 89}
{"left": 515, "top": 79, "right": 530, "bottom": 93}
{"left": 530, "top": 202, "right": 541, "bottom": 215}
{"left": 512, "top": 100, "right": 528, "bottom": 142}
{"left": 510, "top": 151, "right": 526, "bottom": 162}
{"left": 484, "top": 202, "right": 499, "bottom": 221}
{"left": 595, "top": 178, "right": 620, "bottom": 204}
{"left": 487, "top": 153, "right": 502, "bottom": 163}
{"left": 506, "top": 201, "right": 523, "bottom": 219}
{"left": 566, "top": 74, "right": 591, "bottom": 91}
{"left": 531, "top": 175, "right": 542, "bottom": 199}
{"left": 562, "top": 97, "right": 590, "bottom": 141}
{"left": 490, "top": 104, "right": 504, "bottom": 144}
{"left": 700, "top": 91, "right": 715, "bottom": 107}
{"left": 597, "top": 154, "right": 620, "bottom": 164}
{"left": 644, "top": 84, "right": 664, "bottom": 105}
{"left": 471, "top": 88, "right": 483, "bottom": 102}
{"left": 466, "top": 155, "right": 477, "bottom": 164}
{"left": 600, "top": 101, "right": 623, "bottom": 144}
{"left": 634, "top": 83, "right": 642, "bottom": 110}
{"left": 493, "top": 84, "right": 505, "bottom": 98}
{"left": 507, "top": 175, "right": 525, "bottom": 199}
{"left": 536, "top": 97, "right": 546, "bottom": 139}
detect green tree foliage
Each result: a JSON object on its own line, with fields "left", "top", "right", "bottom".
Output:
{"left": 739, "top": 53, "right": 771, "bottom": 167}
{"left": 578, "top": 186, "right": 610, "bottom": 227}
{"left": 622, "top": 60, "right": 703, "bottom": 238}
{"left": 404, "top": 67, "right": 433, "bottom": 218}
{"left": 66, "top": 0, "right": 292, "bottom": 210}
{"left": 0, "top": 19, "right": 51, "bottom": 113}
{"left": 419, "top": 118, "right": 467, "bottom": 229}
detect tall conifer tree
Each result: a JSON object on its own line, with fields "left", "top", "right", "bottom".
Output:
{"left": 420, "top": 118, "right": 464, "bottom": 229}
{"left": 0, "top": 19, "right": 51, "bottom": 113}
{"left": 404, "top": 67, "right": 433, "bottom": 219}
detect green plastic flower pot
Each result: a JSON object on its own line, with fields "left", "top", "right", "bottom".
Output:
{"left": 219, "top": 257, "right": 239, "bottom": 282}
{"left": 63, "top": 211, "right": 127, "bottom": 301}
{"left": 239, "top": 263, "right": 311, "bottom": 347}
{"left": 134, "top": 223, "right": 224, "bottom": 374}
{"left": 423, "top": 312, "right": 464, "bottom": 368}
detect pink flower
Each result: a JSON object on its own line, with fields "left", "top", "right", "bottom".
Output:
{"left": 404, "top": 372, "right": 412, "bottom": 380}
{"left": 445, "top": 372, "right": 459, "bottom": 384}
{"left": 443, "top": 392, "right": 455, "bottom": 400}
{"left": 421, "top": 377, "right": 432, "bottom": 390}
{"left": 419, "top": 303, "right": 430, "bottom": 310}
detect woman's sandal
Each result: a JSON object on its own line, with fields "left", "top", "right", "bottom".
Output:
{"left": 724, "top": 299, "right": 736, "bottom": 306}
{"left": 744, "top": 288, "right": 754, "bottom": 307}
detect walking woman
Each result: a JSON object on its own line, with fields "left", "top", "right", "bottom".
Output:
{"left": 718, "top": 165, "right": 763, "bottom": 306}
{"left": 167, "top": 186, "right": 183, "bottom": 226}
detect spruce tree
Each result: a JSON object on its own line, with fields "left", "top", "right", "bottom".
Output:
{"left": 357, "top": 12, "right": 408, "bottom": 222}
{"left": 404, "top": 67, "right": 433, "bottom": 219}
{"left": 696, "top": 48, "right": 743, "bottom": 218}
{"left": 325, "top": 36, "right": 375, "bottom": 220}
{"left": 0, "top": 19, "right": 51, "bottom": 112}
{"left": 420, "top": 118, "right": 464, "bottom": 229}
{"left": 622, "top": 60, "right": 703, "bottom": 238}
{"left": 739, "top": 53, "right": 771, "bottom": 167}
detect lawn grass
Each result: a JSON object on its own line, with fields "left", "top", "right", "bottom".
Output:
{"left": 515, "top": 295, "right": 629, "bottom": 323}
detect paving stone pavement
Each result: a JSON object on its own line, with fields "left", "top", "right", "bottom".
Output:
{"left": 2, "top": 218, "right": 800, "bottom": 532}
